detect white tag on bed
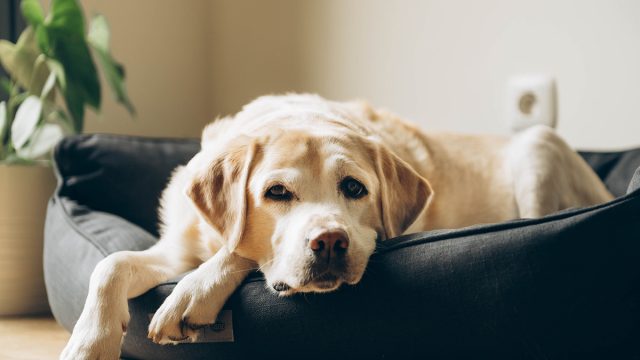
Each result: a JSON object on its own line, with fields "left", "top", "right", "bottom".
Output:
{"left": 147, "top": 310, "right": 234, "bottom": 343}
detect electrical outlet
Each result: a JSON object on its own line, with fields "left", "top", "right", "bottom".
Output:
{"left": 506, "top": 75, "right": 557, "bottom": 132}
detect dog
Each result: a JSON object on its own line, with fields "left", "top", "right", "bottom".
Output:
{"left": 61, "top": 94, "right": 613, "bottom": 359}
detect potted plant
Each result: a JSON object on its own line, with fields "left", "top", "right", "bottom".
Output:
{"left": 0, "top": 0, "right": 133, "bottom": 315}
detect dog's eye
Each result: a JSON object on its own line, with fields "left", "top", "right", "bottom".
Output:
{"left": 340, "top": 177, "right": 368, "bottom": 199}
{"left": 265, "top": 184, "right": 293, "bottom": 201}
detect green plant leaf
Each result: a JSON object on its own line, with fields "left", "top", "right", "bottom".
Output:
{"left": 88, "top": 15, "right": 135, "bottom": 114}
{"left": 0, "top": 101, "right": 6, "bottom": 134}
{"left": 46, "top": 58, "right": 65, "bottom": 88}
{"left": 48, "top": 0, "right": 85, "bottom": 36}
{"left": 0, "top": 101, "right": 5, "bottom": 160}
{"left": 0, "top": 28, "right": 47, "bottom": 93}
{"left": 16, "top": 123, "right": 63, "bottom": 159}
{"left": 45, "top": 58, "right": 83, "bottom": 132}
{"left": 2, "top": 0, "right": 132, "bottom": 138}
{"left": 34, "top": 25, "right": 50, "bottom": 54}
{"left": 11, "top": 95, "right": 42, "bottom": 149}
{"left": 40, "top": 70, "right": 56, "bottom": 99}
{"left": 62, "top": 77, "right": 85, "bottom": 132}
{"left": 87, "top": 14, "right": 109, "bottom": 53}
{"left": 12, "top": 91, "right": 29, "bottom": 106}
{"left": 28, "top": 53, "right": 51, "bottom": 96}
{"left": 45, "top": 0, "right": 100, "bottom": 111}
{"left": 0, "top": 77, "right": 11, "bottom": 95}
{"left": 21, "top": 0, "right": 45, "bottom": 27}
{"left": 0, "top": 41, "right": 16, "bottom": 69}
{"left": 50, "top": 37, "right": 100, "bottom": 110}
{"left": 27, "top": 0, "right": 100, "bottom": 132}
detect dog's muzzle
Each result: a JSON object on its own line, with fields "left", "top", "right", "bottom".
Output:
{"left": 306, "top": 228, "right": 350, "bottom": 288}
{"left": 271, "top": 229, "right": 351, "bottom": 293}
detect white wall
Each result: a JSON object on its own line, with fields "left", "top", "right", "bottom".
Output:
{"left": 76, "top": 1, "right": 640, "bottom": 150}
{"left": 209, "top": 0, "right": 640, "bottom": 150}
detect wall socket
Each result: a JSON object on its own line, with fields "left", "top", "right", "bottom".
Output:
{"left": 506, "top": 75, "right": 557, "bottom": 132}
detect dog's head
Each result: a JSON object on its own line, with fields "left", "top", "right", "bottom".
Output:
{"left": 186, "top": 101, "right": 432, "bottom": 295}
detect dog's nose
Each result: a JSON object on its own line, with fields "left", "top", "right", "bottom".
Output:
{"left": 308, "top": 229, "right": 349, "bottom": 258}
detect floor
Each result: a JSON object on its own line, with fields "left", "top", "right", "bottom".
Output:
{"left": 0, "top": 316, "right": 70, "bottom": 360}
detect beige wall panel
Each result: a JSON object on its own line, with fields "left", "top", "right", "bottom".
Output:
{"left": 80, "top": 0, "right": 213, "bottom": 138}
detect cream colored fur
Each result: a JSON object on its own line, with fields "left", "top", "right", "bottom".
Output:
{"left": 61, "top": 94, "right": 613, "bottom": 359}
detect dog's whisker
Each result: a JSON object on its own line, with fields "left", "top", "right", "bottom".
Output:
{"left": 257, "top": 258, "right": 275, "bottom": 272}
{"left": 227, "top": 267, "right": 259, "bottom": 275}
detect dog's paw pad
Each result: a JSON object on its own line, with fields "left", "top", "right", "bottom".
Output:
{"left": 148, "top": 317, "right": 201, "bottom": 345}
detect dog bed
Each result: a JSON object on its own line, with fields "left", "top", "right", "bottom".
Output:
{"left": 44, "top": 134, "right": 640, "bottom": 359}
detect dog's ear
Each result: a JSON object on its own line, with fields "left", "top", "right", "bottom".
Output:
{"left": 186, "top": 138, "right": 259, "bottom": 252}
{"left": 373, "top": 143, "right": 433, "bottom": 239}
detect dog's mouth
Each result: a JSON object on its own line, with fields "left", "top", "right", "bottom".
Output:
{"left": 310, "top": 273, "right": 341, "bottom": 289}
{"left": 271, "top": 272, "right": 345, "bottom": 295}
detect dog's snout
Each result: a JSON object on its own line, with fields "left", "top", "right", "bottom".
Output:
{"left": 308, "top": 229, "right": 349, "bottom": 257}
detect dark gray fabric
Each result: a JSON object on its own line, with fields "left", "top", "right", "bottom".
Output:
{"left": 628, "top": 167, "right": 640, "bottom": 194}
{"left": 54, "top": 134, "right": 199, "bottom": 236}
{"left": 44, "top": 197, "right": 158, "bottom": 331}
{"left": 44, "top": 134, "right": 640, "bottom": 359}
{"left": 580, "top": 148, "right": 640, "bottom": 197}
{"left": 45, "top": 134, "right": 198, "bottom": 331}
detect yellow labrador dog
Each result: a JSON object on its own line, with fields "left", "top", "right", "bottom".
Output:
{"left": 62, "top": 94, "right": 612, "bottom": 359}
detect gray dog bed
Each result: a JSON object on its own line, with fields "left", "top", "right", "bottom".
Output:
{"left": 45, "top": 134, "right": 640, "bottom": 359}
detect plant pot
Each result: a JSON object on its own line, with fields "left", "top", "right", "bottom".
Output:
{"left": 0, "top": 164, "right": 56, "bottom": 315}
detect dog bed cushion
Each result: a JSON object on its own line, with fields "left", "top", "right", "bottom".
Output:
{"left": 44, "top": 134, "right": 640, "bottom": 359}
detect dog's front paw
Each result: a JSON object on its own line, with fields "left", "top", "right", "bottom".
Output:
{"left": 148, "top": 279, "right": 223, "bottom": 345}
{"left": 60, "top": 314, "right": 125, "bottom": 360}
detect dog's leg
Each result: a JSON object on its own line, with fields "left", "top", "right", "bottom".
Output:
{"left": 60, "top": 243, "right": 191, "bottom": 360}
{"left": 148, "top": 247, "right": 254, "bottom": 344}
{"left": 508, "top": 125, "right": 613, "bottom": 218}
